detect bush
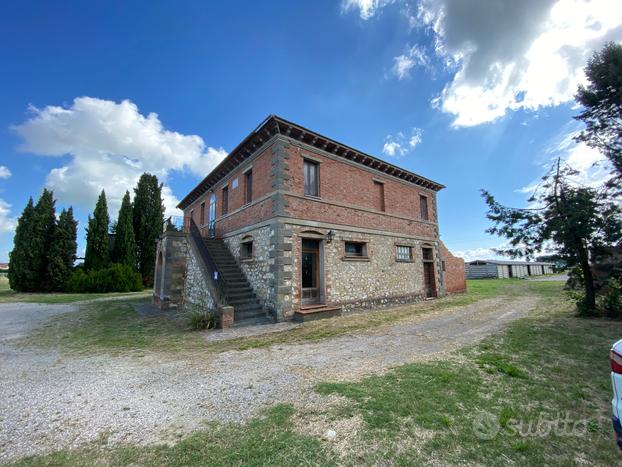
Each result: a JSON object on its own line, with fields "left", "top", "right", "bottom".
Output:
{"left": 66, "top": 264, "right": 143, "bottom": 293}
{"left": 567, "top": 289, "right": 597, "bottom": 317}
{"left": 598, "top": 279, "right": 622, "bottom": 319}
{"left": 184, "top": 305, "right": 218, "bottom": 331}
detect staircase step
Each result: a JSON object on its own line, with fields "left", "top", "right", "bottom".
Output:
{"left": 233, "top": 316, "right": 272, "bottom": 327}
{"left": 293, "top": 306, "right": 342, "bottom": 322}
{"left": 232, "top": 302, "right": 262, "bottom": 312}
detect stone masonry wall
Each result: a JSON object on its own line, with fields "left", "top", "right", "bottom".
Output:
{"left": 288, "top": 223, "right": 444, "bottom": 313}
{"left": 182, "top": 240, "right": 216, "bottom": 310}
{"left": 223, "top": 225, "right": 275, "bottom": 312}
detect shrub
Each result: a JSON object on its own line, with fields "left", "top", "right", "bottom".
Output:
{"left": 567, "top": 289, "right": 597, "bottom": 317}
{"left": 66, "top": 264, "right": 143, "bottom": 293}
{"left": 598, "top": 278, "right": 622, "bottom": 319}
{"left": 184, "top": 305, "right": 218, "bottom": 331}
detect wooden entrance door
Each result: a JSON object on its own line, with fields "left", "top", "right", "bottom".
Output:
{"left": 422, "top": 247, "right": 437, "bottom": 298}
{"left": 301, "top": 239, "right": 321, "bottom": 305}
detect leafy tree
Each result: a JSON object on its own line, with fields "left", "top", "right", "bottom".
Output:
{"left": 575, "top": 42, "right": 622, "bottom": 183}
{"left": 112, "top": 191, "right": 136, "bottom": 268}
{"left": 31, "top": 189, "right": 57, "bottom": 291}
{"left": 482, "top": 160, "right": 622, "bottom": 312}
{"left": 84, "top": 190, "right": 110, "bottom": 271}
{"left": 47, "top": 207, "right": 78, "bottom": 291}
{"left": 8, "top": 197, "right": 36, "bottom": 291}
{"left": 133, "top": 173, "right": 164, "bottom": 286}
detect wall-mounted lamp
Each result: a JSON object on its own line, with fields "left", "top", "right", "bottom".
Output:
{"left": 325, "top": 230, "right": 335, "bottom": 244}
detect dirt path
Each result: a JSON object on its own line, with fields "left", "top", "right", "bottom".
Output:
{"left": 0, "top": 295, "right": 538, "bottom": 462}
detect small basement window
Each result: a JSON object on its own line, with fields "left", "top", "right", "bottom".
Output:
{"left": 396, "top": 245, "right": 412, "bottom": 262}
{"left": 240, "top": 240, "right": 253, "bottom": 259}
{"left": 344, "top": 241, "right": 367, "bottom": 258}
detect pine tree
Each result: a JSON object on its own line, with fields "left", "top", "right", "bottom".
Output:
{"left": 8, "top": 197, "right": 36, "bottom": 291}
{"left": 84, "top": 190, "right": 110, "bottom": 271}
{"left": 133, "top": 173, "right": 164, "bottom": 286}
{"left": 47, "top": 207, "right": 78, "bottom": 291}
{"left": 31, "top": 189, "right": 57, "bottom": 291}
{"left": 575, "top": 42, "right": 622, "bottom": 183}
{"left": 112, "top": 191, "right": 136, "bottom": 268}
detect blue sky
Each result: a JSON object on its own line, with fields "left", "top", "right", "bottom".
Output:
{"left": 0, "top": 0, "right": 620, "bottom": 261}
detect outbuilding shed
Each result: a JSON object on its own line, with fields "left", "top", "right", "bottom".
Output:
{"left": 465, "top": 260, "right": 554, "bottom": 279}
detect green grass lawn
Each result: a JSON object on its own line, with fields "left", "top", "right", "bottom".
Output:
{"left": 22, "top": 298, "right": 206, "bottom": 354}
{"left": 22, "top": 278, "right": 530, "bottom": 356}
{"left": 11, "top": 279, "right": 622, "bottom": 465}
{"left": 0, "top": 276, "right": 151, "bottom": 304}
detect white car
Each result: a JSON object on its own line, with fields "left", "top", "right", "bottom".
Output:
{"left": 610, "top": 339, "right": 622, "bottom": 449}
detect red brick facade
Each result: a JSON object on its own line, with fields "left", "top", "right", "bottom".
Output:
{"left": 178, "top": 116, "right": 466, "bottom": 319}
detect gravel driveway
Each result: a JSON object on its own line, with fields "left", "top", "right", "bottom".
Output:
{"left": 0, "top": 295, "right": 538, "bottom": 462}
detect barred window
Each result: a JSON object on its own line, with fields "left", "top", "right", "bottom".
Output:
{"left": 396, "top": 245, "right": 412, "bottom": 261}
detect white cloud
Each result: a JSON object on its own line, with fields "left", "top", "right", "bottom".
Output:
{"left": 391, "top": 44, "right": 429, "bottom": 79}
{"left": 519, "top": 127, "right": 612, "bottom": 195}
{"left": 0, "top": 199, "right": 16, "bottom": 233}
{"left": 453, "top": 246, "right": 506, "bottom": 262}
{"left": 11, "top": 97, "right": 227, "bottom": 217}
{"left": 412, "top": 0, "right": 622, "bottom": 127}
{"left": 382, "top": 127, "right": 424, "bottom": 158}
{"left": 341, "top": 0, "right": 395, "bottom": 20}
{"left": 0, "top": 166, "right": 11, "bottom": 179}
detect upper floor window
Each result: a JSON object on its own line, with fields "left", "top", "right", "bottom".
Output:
{"left": 373, "top": 180, "right": 385, "bottom": 212}
{"left": 304, "top": 159, "right": 319, "bottom": 197}
{"left": 200, "top": 201, "right": 206, "bottom": 225}
{"left": 222, "top": 185, "right": 229, "bottom": 215}
{"left": 396, "top": 245, "right": 412, "bottom": 262}
{"left": 420, "top": 195, "right": 429, "bottom": 221}
{"left": 245, "top": 169, "right": 253, "bottom": 204}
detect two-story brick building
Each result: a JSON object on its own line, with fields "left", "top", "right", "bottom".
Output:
{"left": 154, "top": 115, "right": 465, "bottom": 325}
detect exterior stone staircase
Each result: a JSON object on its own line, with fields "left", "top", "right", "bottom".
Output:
{"left": 202, "top": 237, "right": 272, "bottom": 326}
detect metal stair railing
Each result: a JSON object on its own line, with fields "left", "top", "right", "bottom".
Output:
{"left": 188, "top": 218, "right": 228, "bottom": 306}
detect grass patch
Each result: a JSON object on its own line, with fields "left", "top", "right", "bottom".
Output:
{"left": 314, "top": 281, "right": 622, "bottom": 465}
{"left": 9, "top": 404, "right": 336, "bottom": 467}
{"left": 206, "top": 279, "right": 531, "bottom": 352}
{"left": 23, "top": 298, "right": 206, "bottom": 354}
{"left": 21, "top": 279, "right": 562, "bottom": 358}
{"left": 10, "top": 278, "right": 621, "bottom": 465}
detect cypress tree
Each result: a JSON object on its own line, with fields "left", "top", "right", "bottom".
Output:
{"left": 112, "top": 191, "right": 136, "bottom": 268}
{"left": 84, "top": 190, "right": 110, "bottom": 271}
{"left": 31, "top": 189, "right": 57, "bottom": 291}
{"left": 133, "top": 173, "right": 164, "bottom": 286}
{"left": 8, "top": 197, "right": 36, "bottom": 291}
{"left": 47, "top": 207, "right": 78, "bottom": 291}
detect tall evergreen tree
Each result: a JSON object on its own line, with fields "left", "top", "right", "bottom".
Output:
{"left": 8, "top": 197, "right": 36, "bottom": 291}
{"left": 133, "top": 173, "right": 164, "bottom": 286}
{"left": 84, "top": 190, "right": 110, "bottom": 271}
{"left": 482, "top": 160, "right": 622, "bottom": 312}
{"left": 575, "top": 42, "right": 622, "bottom": 183}
{"left": 47, "top": 207, "right": 78, "bottom": 291}
{"left": 112, "top": 191, "right": 136, "bottom": 268}
{"left": 31, "top": 189, "right": 57, "bottom": 291}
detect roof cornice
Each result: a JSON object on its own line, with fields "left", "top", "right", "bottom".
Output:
{"left": 178, "top": 115, "right": 445, "bottom": 209}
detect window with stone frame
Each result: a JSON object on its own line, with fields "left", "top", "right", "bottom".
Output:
{"left": 303, "top": 159, "right": 319, "bottom": 197}
{"left": 344, "top": 241, "right": 368, "bottom": 258}
{"left": 396, "top": 245, "right": 413, "bottom": 262}
{"left": 240, "top": 240, "right": 253, "bottom": 259}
